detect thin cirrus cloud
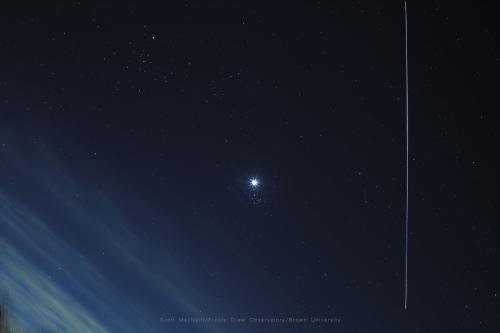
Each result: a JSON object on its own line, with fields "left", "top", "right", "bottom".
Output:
{"left": 0, "top": 238, "right": 113, "bottom": 333}
{"left": 0, "top": 176, "right": 160, "bottom": 332}
{"left": 0, "top": 128, "right": 233, "bottom": 333}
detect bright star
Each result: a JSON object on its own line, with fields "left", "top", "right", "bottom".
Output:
{"left": 250, "top": 178, "right": 259, "bottom": 187}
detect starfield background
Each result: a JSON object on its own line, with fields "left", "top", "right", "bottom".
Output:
{"left": 0, "top": 1, "right": 499, "bottom": 332}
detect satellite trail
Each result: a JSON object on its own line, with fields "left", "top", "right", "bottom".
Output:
{"left": 404, "top": 1, "right": 409, "bottom": 311}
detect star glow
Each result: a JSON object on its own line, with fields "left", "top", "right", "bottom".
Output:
{"left": 250, "top": 178, "right": 259, "bottom": 187}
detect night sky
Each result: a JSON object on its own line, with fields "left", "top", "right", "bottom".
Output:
{"left": 1, "top": 1, "right": 499, "bottom": 332}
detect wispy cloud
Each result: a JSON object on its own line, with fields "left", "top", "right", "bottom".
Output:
{"left": 0, "top": 239, "right": 113, "bottom": 333}
{"left": 0, "top": 127, "right": 233, "bottom": 333}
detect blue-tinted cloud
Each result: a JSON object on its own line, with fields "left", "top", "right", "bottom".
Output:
{"left": 0, "top": 128, "right": 233, "bottom": 333}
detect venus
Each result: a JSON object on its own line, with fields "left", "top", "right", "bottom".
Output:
{"left": 250, "top": 178, "right": 259, "bottom": 187}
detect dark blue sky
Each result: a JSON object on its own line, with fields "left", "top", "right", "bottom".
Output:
{"left": 0, "top": 1, "right": 499, "bottom": 332}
